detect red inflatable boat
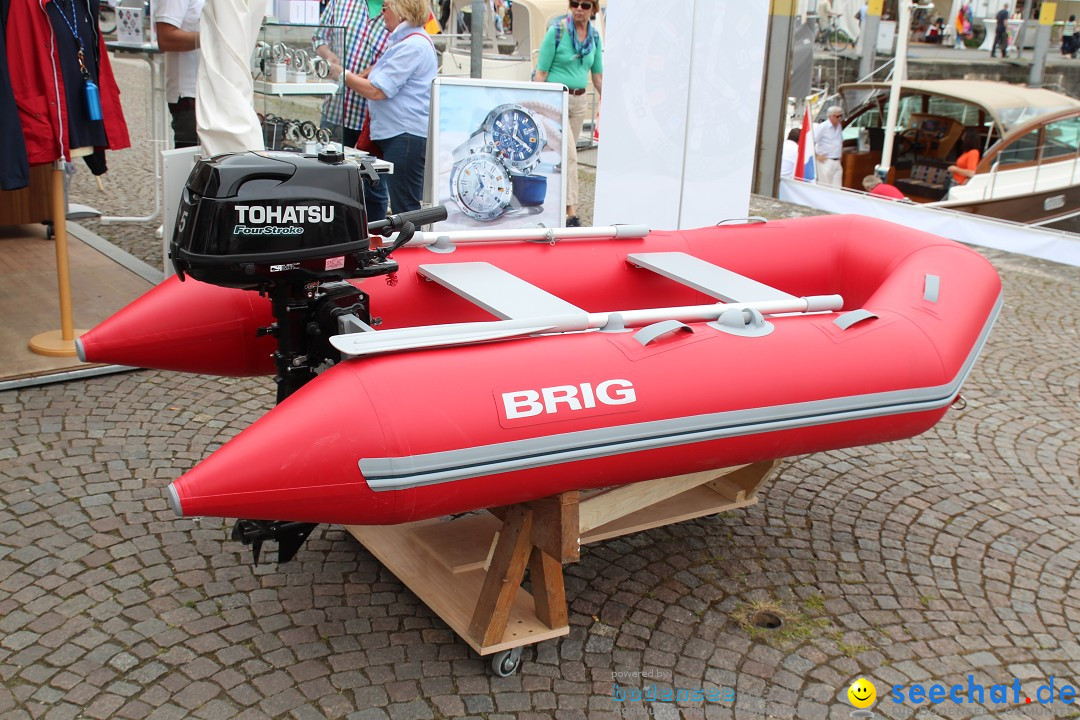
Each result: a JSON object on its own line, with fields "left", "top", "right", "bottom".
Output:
{"left": 97, "top": 215, "right": 1002, "bottom": 526}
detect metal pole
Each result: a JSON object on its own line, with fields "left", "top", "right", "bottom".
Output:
{"left": 1028, "top": 3, "right": 1054, "bottom": 87}
{"left": 396, "top": 224, "right": 652, "bottom": 247}
{"left": 332, "top": 295, "right": 846, "bottom": 357}
{"left": 1031, "top": 142, "right": 1042, "bottom": 193}
{"left": 877, "top": 0, "right": 914, "bottom": 179}
{"left": 754, "top": 0, "right": 797, "bottom": 197}
{"left": 1014, "top": 0, "right": 1033, "bottom": 58}
{"left": 858, "top": 0, "right": 883, "bottom": 80}
{"left": 470, "top": 0, "right": 484, "bottom": 78}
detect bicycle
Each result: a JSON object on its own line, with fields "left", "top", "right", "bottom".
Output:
{"left": 813, "top": 14, "right": 857, "bottom": 52}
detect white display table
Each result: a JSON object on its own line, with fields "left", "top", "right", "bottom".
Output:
{"left": 977, "top": 18, "right": 1035, "bottom": 52}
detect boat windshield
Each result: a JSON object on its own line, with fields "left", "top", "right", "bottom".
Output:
{"left": 997, "top": 105, "right": 1080, "bottom": 132}
{"left": 1042, "top": 116, "right": 1080, "bottom": 158}
{"left": 842, "top": 91, "right": 1002, "bottom": 146}
{"left": 925, "top": 97, "right": 981, "bottom": 126}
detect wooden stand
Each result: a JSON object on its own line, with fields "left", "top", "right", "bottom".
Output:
{"left": 346, "top": 459, "right": 779, "bottom": 661}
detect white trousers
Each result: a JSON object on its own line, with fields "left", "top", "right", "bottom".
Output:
{"left": 818, "top": 158, "right": 843, "bottom": 188}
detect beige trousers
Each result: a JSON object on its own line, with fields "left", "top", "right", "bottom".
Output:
{"left": 565, "top": 91, "right": 589, "bottom": 210}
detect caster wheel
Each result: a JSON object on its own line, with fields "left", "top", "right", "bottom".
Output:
{"left": 491, "top": 646, "right": 523, "bottom": 677}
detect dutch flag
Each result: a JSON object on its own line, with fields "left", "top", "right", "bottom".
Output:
{"left": 795, "top": 106, "right": 816, "bottom": 182}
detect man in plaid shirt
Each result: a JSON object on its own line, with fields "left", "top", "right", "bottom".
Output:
{"left": 316, "top": 0, "right": 391, "bottom": 219}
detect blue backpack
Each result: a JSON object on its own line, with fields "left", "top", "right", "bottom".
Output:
{"left": 532, "top": 17, "right": 568, "bottom": 79}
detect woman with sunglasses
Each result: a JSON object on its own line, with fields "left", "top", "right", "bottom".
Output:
{"left": 534, "top": 0, "right": 603, "bottom": 227}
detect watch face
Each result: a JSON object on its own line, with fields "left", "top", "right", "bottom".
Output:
{"left": 451, "top": 154, "right": 513, "bottom": 221}
{"left": 487, "top": 105, "right": 545, "bottom": 171}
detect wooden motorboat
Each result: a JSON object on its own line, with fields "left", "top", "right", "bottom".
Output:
{"left": 837, "top": 80, "right": 1080, "bottom": 227}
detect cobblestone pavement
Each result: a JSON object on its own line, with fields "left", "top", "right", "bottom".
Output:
{"left": 4, "top": 52, "right": 1080, "bottom": 720}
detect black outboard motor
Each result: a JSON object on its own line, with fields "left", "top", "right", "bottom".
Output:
{"left": 170, "top": 149, "right": 388, "bottom": 288}
{"left": 168, "top": 149, "right": 447, "bottom": 564}
{"left": 169, "top": 149, "right": 446, "bottom": 399}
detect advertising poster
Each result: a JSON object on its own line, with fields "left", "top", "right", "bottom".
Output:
{"left": 428, "top": 77, "right": 568, "bottom": 231}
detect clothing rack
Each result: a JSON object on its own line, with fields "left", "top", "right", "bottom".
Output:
{"left": 27, "top": 162, "right": 86, "bottom": 357}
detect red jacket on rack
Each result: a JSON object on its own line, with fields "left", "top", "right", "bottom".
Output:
{"left": 5, "top": 0, "right": 130, "bottom": 166}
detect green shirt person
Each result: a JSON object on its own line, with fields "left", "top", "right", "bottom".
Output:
{"left": 533, "top": 0, "right": 603, "bottom": 227}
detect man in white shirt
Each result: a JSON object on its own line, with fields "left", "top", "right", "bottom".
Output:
{"left": 779, "top": 128, "right": 800, "bottom": 179}
{"left": 814, "top": 105, "right": 845, "bottom": 187}
{"left": 155, "top": 0, "right": 206, "bottom": 148}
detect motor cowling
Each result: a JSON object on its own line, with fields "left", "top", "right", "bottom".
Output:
{"left": 170, "top": 150, "right": 372, "bottom": 290}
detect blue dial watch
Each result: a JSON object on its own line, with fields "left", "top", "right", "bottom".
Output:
{"left": 453, "top": 103, "right": 548, "bottom": 176}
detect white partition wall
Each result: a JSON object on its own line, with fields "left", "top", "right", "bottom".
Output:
{"left": 593, "top": 0, "right": 769, "bottom": 229}
{"left": 592, "top": 1, "right": 694, "bottom": 229}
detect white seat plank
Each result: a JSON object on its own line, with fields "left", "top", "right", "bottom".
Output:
{"left": 418, "top": 262, "right": 586, "bottom": 320}
{"left": 627, "top": 252, "right": 796, "bottom": 303}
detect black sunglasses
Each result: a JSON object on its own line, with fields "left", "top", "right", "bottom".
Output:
{"left": 569, "top": 1, "right": 593, "bottom": 9}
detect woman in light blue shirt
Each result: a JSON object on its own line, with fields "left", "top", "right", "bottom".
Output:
{"left": 338, "top": 0, "right": 437, "bottom": 218}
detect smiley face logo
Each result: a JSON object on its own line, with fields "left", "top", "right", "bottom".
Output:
{"left": 848, "top": 678, "right": 876, "bottom": 708}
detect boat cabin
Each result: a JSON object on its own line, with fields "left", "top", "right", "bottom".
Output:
{"left": 837, "top": 80, "right": 1080, "bottom": 224}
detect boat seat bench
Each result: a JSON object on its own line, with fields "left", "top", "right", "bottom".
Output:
{"left": 418, "top": 253, "right": 795, "bottom": 321}
{"left": 627, "top": 252, "right": 796, "bottom": 303}
{"left": 418, "top": 262, "right": 586, "bottom": 320}
{"left": 895, "top": 163, "right": 950, "bottom": 200}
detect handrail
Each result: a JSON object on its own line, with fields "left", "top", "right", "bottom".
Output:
{"left": 974, "top": 139, "right": 1080, "bottom": 201}
{"left": 855, "top": 57, "right": 895, "bottom": 84}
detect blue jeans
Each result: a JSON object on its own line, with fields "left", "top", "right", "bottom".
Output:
{"left": 376, "top": 133, "right": 427, "bottom": 216}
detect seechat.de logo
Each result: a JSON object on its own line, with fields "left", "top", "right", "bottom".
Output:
{"left": 848, "top": 678, "right": 877, "bottom": 718}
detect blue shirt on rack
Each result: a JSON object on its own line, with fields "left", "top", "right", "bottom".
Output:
{"left": 368, "top": 23, "right": 437, "bottom": 140}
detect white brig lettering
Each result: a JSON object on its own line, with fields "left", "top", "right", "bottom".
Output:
{"left": 597, "top": 379, "right": 636, "bottom": 405}
{"left": 503, "top": 390, "right": 543, "bottom": 419}
{"left": 502, "top": 380, "right": 636, "bottom": 420}
{"left": 579, "top": 382, "right": 596, "bottom": 409}
{"left": 542, "top": 385, "right": 582, "bottom": 414}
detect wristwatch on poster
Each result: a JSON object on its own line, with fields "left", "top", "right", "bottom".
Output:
{"left": 450, "top": 103, "right": 552, "bottom": 220}
{"left": 449, "top": 145, "right": 515, "bottom": 221}
{"left": 452, "top": 103, "right": 547, "bottom": 175}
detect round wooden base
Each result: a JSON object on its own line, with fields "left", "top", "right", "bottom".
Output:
{"left": 29, "top": 329, "right": 87, "bottom": 358}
